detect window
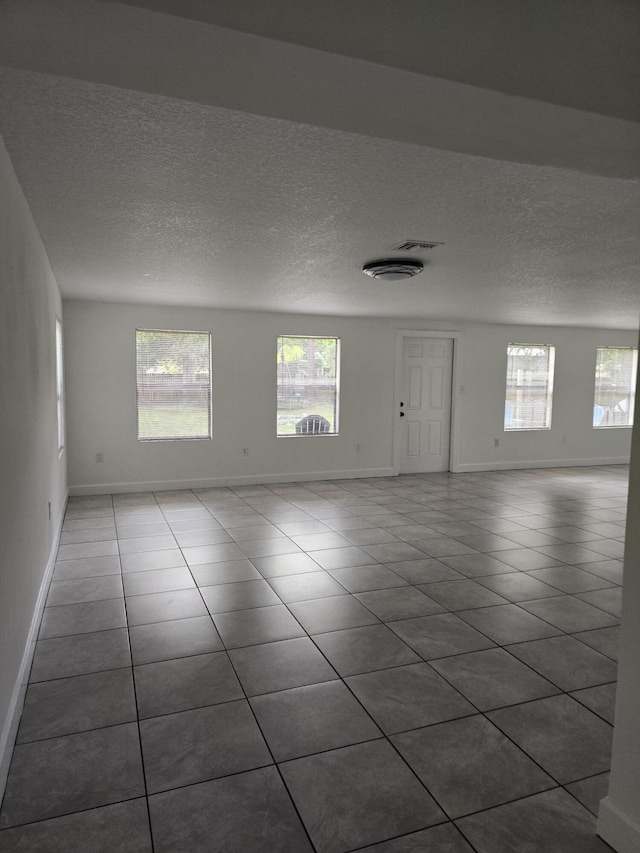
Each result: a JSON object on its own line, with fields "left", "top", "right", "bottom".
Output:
{"left": 55, "top": 318, "right": 64, "bottom": 452}
{"left": 277, "top": 336, "right": 340, "bottom": 436}
{"left": 504, "top": 344, "right": 555, "bottom": 430}
{"left": 593, "top": 347, "right": 637, "bottom": 428}
{"left": 136, "top": 330, "right": 211, "bottom": 440}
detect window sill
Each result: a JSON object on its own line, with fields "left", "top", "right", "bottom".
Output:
{"left": 277, "top": 433, "right": 339, "bottom": 438}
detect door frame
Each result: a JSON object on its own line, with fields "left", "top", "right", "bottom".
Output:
{"left": 393, "top": 330, "right": 463, "bottom": 476}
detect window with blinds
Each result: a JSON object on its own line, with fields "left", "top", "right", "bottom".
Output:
{"left": 276, "top": 336, "right": 340, "bottom": 436}
{"left": 504, "top": 344, "right": 555, "bottom": 430}
{"left": 136, "top": 330, "right": 212, "bottom": 440}
{"left": 55, "top": 318, "right": 65, "bottom": 452}
{"left": 593, "top": 347, "right": 637, "bottom": 428}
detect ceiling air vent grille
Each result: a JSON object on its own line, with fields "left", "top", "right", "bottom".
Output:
{"left": 390, "top": 240, "right": 444, "bottom": 252}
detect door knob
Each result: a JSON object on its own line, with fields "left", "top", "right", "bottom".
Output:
{"left": 400, "top": 411, "right": 405, "bottom": 417}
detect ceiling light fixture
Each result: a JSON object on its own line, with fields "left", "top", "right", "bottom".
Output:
{"left": 362, "top": 258, "right": 424, "bottom": 282}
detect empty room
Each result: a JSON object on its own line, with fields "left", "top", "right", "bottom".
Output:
{"left": 1, "top": 2, "right": 640, "bottom": 852}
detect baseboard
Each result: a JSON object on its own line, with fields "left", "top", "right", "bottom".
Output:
{"left": 598, "top": 796, "right": 640, "bottom": 853}
{"left": 69, "top": 467, "right": 397, "bottom": 495}
{"left": 69, "top": 457, "right": 631, "bottom": 493}
{"left": 451, "top": 456, "right": 631, "bottom": 473}
{"left": 0, "top": 490, "right": 68, "bottom": 799}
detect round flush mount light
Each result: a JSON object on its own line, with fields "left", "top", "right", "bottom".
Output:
{"left": 362, "top": 258, "right": 424, "bottom": 282}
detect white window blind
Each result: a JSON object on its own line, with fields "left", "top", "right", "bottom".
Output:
{"left": 504, "top": 344, "right": 555, "bottom": 430}
{"left": 136, "top": 330, "right": 212, "bottom": 440}
{"left": 55, "top": 318, "right": 64, "bottom": 451}
{"left": 593, "top": 347, "right": 637, "bottom": 428}
{"left": 276, "top": 336, "right": 340, "bottom": 436}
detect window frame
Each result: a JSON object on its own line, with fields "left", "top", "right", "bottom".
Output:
{"left": 593, "top": 346, "right": 637, "bottom": 429}
{"left": 135, "top": 329, "right": 213, "bottom": 442}
{"left": 55, "top": 317, "right": 65, "bottom": 453}
{"left": 504, "top": 343, "right": 556, "bottom": 431}
{"left": 276, "top": 335, "right": 341, "bottom": 438}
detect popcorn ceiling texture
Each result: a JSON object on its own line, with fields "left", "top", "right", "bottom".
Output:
{"left": 0, "top": 0, "right": 638, "bottom": 328}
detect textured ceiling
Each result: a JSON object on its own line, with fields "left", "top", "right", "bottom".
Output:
{"left": 0, "top": 0, "right": 639, "bottom": 329}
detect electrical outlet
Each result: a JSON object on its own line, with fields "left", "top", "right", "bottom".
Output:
{"left": 242, "top": 447, "right": 249, "bottom": 456}
{"left": 355, "top": 443, "right": 361, "bottom": 452}
{"left": 494, "top": 438, "right": 500, "bottom": 448}
{"left": 96, "top": 452, "right": 104, "bottom": 463}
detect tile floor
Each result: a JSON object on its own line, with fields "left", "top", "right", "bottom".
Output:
{"left": 0, "top": 465, "right": 628, "bottom": 852}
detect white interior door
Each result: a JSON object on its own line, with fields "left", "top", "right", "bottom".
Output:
{"left": 398, "top": 337, "right": 453, "bottom": 474}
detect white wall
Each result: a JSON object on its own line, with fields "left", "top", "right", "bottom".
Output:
{"left": 456, "top": 324, "right": 636, "bottom": 470}
{"left": 63, "top": 300, "right": 635, "bottom": 493}
{"left": 598, "top": 329, "right": 640, "bottom": 853}
{"left": 0, "top": 138, "right": 67, "bottom": 789}
{"left": 64, "top": 303, "right": 395, "bottom": 491}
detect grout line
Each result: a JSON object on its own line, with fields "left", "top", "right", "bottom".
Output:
{"left": 121, "top": 496, "right": 157, "bottom": 853}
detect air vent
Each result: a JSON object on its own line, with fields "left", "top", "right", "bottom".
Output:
{"left": 390, "top": 240, "right": 444, "bottom": 252}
